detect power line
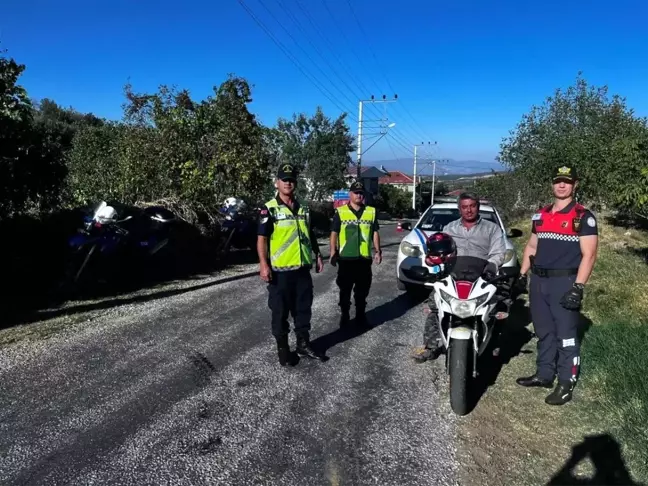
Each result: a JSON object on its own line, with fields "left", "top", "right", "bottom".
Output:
{"left": 342, "top": 0, "right": 431, "bottom": 142}
{"left": 236, "top": 0, "right": 358, "bottom": 123}
{"left": 255, "top": 0, "right": 360, "bottom": 111}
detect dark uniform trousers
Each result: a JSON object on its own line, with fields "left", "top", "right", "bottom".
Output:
{"left": 336, "top": 258, "right": 372, "bottom": 312}
{"left": 530, "top": 274, "right": 580, "bottom": 383}
{"left": 267, "top": 267, "right": 314, "bottom": 339}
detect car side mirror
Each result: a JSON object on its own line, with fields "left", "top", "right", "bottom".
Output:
{"left": 507, "top": 228, "right": 523, "bottom": 238}
{"left": 401, "top": 222, "right": 412, "bottom": 231}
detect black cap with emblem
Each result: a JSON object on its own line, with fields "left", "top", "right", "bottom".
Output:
{"left": 277, "top": 163, "right": 298, "bottom": 181}
{"left": 349, "top": 180, "right": 365, "bottom": 193}
{"left": 552, "top": 165, "right": 577, "bottom": 183}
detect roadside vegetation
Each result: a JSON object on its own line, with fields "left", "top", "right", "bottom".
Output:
{"left": 0, "top": 50, "right": 361, "bottom": 324}
{"left": 458, "top": 74, "right": 648, "bottom": 485}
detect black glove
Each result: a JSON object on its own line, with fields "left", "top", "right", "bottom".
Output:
{"left": 517, "top": 274, "right": 528, "bottom": 291}
{"left": 560, "top": 284, "right": 584, "bottom": 310}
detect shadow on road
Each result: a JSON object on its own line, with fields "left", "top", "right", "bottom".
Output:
{"left": 467, "top": 298, "right": 535, "bottom": 413}
{"left": 2, "top": 270, "right": 259, "bottom": 328}
{"left": 467, "top": 299, "right": 595, "bottom": 414}
{"left": 312, "top": 289, "right": 428, "bottom": 356}
{"left": 547, "top": 433, "right": 645, "bottom": 486}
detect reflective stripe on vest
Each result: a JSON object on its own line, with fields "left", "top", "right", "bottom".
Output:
{"left": 337, "top": 205, "right": 375, "bottom": 259}
{"left": 265, "top": 199, "right": 313, "bottom": 271}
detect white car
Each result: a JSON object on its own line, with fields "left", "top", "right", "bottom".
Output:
{"left": 396, "top": 199, "right": 523, "bottom": 291}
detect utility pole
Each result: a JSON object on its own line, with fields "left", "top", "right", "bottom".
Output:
{"left": 356, "top": 94, "right": 398, "bottom": 178}
{"left": 412, "top": 145, "right": 418, "bottom": 210}
{"left": 412, "top": 142, "right": 430, "bottom": 210}
{"left": 430, "top": 159, "right": 436, "bottom": 206}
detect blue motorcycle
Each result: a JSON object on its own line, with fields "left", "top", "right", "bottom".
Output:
{"left": 216, "top": 198, "right": 257, "bottom": 256}
{"left": 62, "top": 201, "right": 133, "bottom": 289}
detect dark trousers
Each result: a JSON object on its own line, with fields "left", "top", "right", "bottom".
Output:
{"left": 529, "top": 274, "right": 580, "bottom": 383}
{"left": 267, "top": 267, "right": 313, "bottom": 339}
{"left": 423, "top": 298, "right": 440, "bottom": 348}
{"left": 336, "top": 258, "right": 372, "bottom": 311}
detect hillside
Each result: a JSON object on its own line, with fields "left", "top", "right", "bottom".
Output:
{"left": 368, "top": 158, "right": 505, "bottom": 176}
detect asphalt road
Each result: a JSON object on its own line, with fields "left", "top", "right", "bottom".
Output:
{"left": 0, "top": 229, "right": 458, "bottom": 486}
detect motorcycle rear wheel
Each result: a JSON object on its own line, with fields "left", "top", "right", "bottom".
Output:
{"left": 449, "top": 338, "right": 472, "bottom": 416}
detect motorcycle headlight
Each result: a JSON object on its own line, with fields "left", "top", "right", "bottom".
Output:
{"left": 504, "top": 249, "right": 515, "bottom": 264}
{"left": 439, "top": 290, "right": 490, "bottom": 319}
{"left": 400, "top": 240, "right": 422, "bottom": 258}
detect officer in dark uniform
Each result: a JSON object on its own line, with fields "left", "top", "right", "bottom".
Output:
{"left": 257, "top": 164, "right": 325, "bottom": 366}
{"left": 329, "top": 181, "right": 382, "bottom": 327}
{"left": 516, "top": 166, "right": 599, "bottom": 405}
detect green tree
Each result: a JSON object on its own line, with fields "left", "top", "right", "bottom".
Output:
{"left": 0, "top": 53, "right": 75, "bottom": 217}
{"left": 70, "top": 75, "right": 274, "bottom": 208}
{"left": 276, "top": 107, "right": 354, "bottom": 201}
{"left": 377, "top": 184, "right": 411, "bottom": 217}
{"left": 499, "top": 73, "right": 648, "bottom": 214}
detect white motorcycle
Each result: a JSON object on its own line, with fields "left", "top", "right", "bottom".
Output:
{"left": 408, "top": 256, "right": 510, "bottom": 415}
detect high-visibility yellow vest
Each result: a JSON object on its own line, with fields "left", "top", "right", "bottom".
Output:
{"left": 265, "top": 198, "right": 313, "bottom": 271}
{"left": 337, "top": 204, "right": 376, "bottom": 259}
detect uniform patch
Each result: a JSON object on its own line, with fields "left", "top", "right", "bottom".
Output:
{"left": 561, "top": 221, "right": 568, "bottom": 228}
{"left": 532, "top": 213, "right": 543, "bottom": 221}
{"left": 562, "top": 338, "right": 575, "bottom": 348}
{"left": 276, "top": 213, "right": 286, "bottom": 220}
{"left": 587, "top": 216, "right": 596, "bottom": 227}
{"left": 261, "top": 217, "right": 269, "bottom": 224}
{"left": 572, "top": 218, "right": 581, "bottom": 232}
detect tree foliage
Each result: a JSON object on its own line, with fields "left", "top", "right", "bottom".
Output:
{"left": 276, "top": 107, "right": 354, "bottom": 201}
{"left": 498, "top": 73, "right": 648, "bottom": 217}
{"left": 0, "top": 54, "right": 99, "bottom": 217}
{"left": 376, "top": 184, "right": 412, "bottom": 217}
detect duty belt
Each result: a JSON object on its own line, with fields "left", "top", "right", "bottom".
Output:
{"left": 531, "top": 265, "right": 579, "bottom": 277}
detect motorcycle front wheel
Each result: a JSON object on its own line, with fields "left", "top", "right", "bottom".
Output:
{"left": 448, "top": 338, "right": 472, "bottom": 416}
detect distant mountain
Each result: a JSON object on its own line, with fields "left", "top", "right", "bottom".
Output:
{"left": 367, "top": 158, "right": 505, "bottom": 176}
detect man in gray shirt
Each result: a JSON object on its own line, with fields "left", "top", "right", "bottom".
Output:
{"left": 442, "top": 192, "right": 507, "bottom": 274}
{"left": 413, "top": 192, "right": 507, "bottom": 363}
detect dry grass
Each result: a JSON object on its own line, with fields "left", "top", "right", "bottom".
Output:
{"left": 456, "top": 213, "right": 648, "bottom": 486}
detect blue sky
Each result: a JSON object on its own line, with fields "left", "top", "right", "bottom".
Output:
{"left": 2, "top": 0, "right": 647, "bottom": 174}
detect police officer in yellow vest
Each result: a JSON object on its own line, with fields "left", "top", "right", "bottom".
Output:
{"left": 329, "top": 181, "right": 382, "bottom": 327}
{"left": 257, "top": 164, "right": 324, "bottom": 366}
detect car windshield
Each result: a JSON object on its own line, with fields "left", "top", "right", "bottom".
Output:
{"left": 418, "top": 208, "right": 500, "bottom": 232}
{"left": 449, "top": 256, "right": 489, "bottom": 283}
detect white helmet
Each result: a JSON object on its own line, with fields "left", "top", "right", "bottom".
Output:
{"left": 224, "top": 197, "right": 239, "bottom": 209}
{"left": 95, "top": 205, "right": 118, "bottom": 222}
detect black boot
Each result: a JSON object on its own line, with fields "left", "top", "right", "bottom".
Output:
{"left": 339, "top": 307, "right": 351, "bottom": 328}
{"left": 355, "top": 306, "right": 368, "bottom": 327}
{"left": 413, "top": 344, "right": 442, "bottom": 363}
{"left": 516, "top": 374, "right": 554, "bottom": 388}
{"left": 275, "top": 335, "right": 290, "bottom": 366}
{"left": 296, "top": 334, "right": 323, "bottom": 360}
{"left": 545, "top": 382, "right": 574, "bottom": 405}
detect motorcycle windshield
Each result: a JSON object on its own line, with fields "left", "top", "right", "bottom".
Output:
{"left": 90, "top": 201, "right": 108, "bottom": 220}
{"left": 449, "top": 256, "right": 488, "bottom": 282}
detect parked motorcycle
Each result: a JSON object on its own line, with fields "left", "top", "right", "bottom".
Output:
{"left": 216, "top": 197, "right": 257, "bottom": 255}
{"left": 63, "top": 201, "right": 133, "bottom": 289}
{"left": 63, "top": 201, "right": 178, "bottom": 291}
{"left": 407, "top": 255, "right": 511, "bottom": 416}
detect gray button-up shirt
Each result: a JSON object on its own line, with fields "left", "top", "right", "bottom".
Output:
{"left": 442, "top": 217, "right": 507, "bottom": 267}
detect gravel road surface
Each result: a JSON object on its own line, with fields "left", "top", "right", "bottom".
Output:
{"left": 0, "top": 230, "right": 458, "bottom": 485}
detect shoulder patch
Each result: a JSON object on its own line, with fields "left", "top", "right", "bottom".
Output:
{"left": 587, "top": 216, "right": 596, "bottom": 227}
